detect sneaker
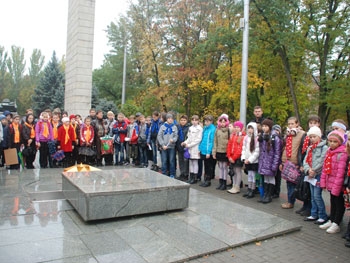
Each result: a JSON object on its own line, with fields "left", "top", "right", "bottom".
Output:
{"left": 319, "top": 220, "right": 332, "bottom": 230}
{"left": 304, "top": 216, "right": 318, "bottom": 221}
{"left": 326, "top": 223, "right": 340, "bottom": 234}
{"left": 314, "top": 218, "right": 326, "bottom": 225}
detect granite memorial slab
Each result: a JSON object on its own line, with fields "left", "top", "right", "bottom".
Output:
{"left": 62, "top": 168, "right": 190, "bottom": 221}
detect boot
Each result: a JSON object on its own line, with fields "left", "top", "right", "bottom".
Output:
{"left": 262, "top": 183, "right": 273, "bottom": 204}
{"left": 219, "top": 180, "right": 227, "bottom": 190}
{"left": 189, "top": 173, "right": 197, "bottom": 184}
{"left": 243, "top": 188, "right": 251, "bottom": 197}
{"left": 200, "top": 175, "right": 211, "bottom": 187}
{"left": 247, "top": 189, "right": 255, "bottom": 198}
{"left": 257, "top": 183, "right": 265, "bottom": 202}
{"left": 216, "top": 179, "right": 223, "bottom": 190}
{"left": 187, "top": 173, "right": 194, "bottom": 184}
{"left": 227, "top": 184, "right": 240, "bottom": 194}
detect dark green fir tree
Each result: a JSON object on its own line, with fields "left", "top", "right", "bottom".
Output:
{"left": 32, "top": 51, "right": 65, "bottom": 116}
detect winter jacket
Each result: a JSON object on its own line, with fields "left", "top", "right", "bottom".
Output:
{"left": 281, "top": 130, "right": 306, "bottom": 166}
{"left": 157, "top": 122, "right": 178, "bottom": 149}
{"left": 227, "top": 131, "right": 246, "bottom": 162}
{"left": 303, "top": 140, "right": 328, "bottom": 175}
{"left": 7, "top": 123, "right": 23, "bottom": 148}
{"left": 320, "top": 145, "right": 347, "bottom": 197}
{"left": 241, "top": 122, "right": 259, "bottom": 164}
{"left": 183, "top": 124, "right": 202, "bottom": 159}
{"left": 198, "top": 123, "right": 216, "bottom": 155}
{"left": 57, "top": 124, "right": 75, "bottom": 152}
{"left": 22, "top": 122, "right": 36, "bottom": 144}
{"left": 148, "top": 118, "right": 162, "bottom": 143}
{"left": 112, "top": 120, "right": 128, "bottom": 143}
{"left": 80, "top": 124, "right": 95, "bottom": 146}
{"left": 176, "top": 123, "right": 190, "bottom": 151}
{"left": 212, "top": 127, "right": 230, "bottom": 155}
{"left": 35, "top": 120, "right": 53, "bottom": 142}
{"left": 258, "top": 130, "right": 282, "bottom": 176}
{"left": 105, "top": 119, "right": 116, "bottom": 137}
{"left": 127, "top": 123, "right": 139, "bottom": 145}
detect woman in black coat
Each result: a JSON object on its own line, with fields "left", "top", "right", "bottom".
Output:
{"left": 21, "top": 114, "right": 37, "bottom": 169}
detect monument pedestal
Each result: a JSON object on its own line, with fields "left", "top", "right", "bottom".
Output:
{"left": 62, "top": 168, "right": 190, "bottom": 221}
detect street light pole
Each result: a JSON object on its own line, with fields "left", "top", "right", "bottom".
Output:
{"left": 239, "top": 0, "right": 249, "bottom": 125}
{"left": 121, "top": 44, "right": 127, "bottom": 105}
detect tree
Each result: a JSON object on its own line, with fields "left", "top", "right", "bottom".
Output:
{"left": 6, "top": 46, "right": 26, "bottom": 99}
{"left": 32, "top": 52, "right": 65, "bottom": 116}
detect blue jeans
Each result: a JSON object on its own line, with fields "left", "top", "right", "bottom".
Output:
{"left": 287, "top": 181, "right": 296, "bottom": 204}
{"left": 161, "top": 148, "right": 175, "bottom": 177}
{"left": 139, "top": 146, "right": 148, "bottom": 166}
{"left": 310, "top": 175, "right": 327, "bottom": 220}
{"left": 151, "top": 140, "right": 158, "bottom": 165}
{"left": 114, "top": 142, "right": 125, "bottom": 163}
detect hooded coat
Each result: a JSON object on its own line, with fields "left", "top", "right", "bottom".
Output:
{"left": 258, "top": 130, "right": 282, "bottom": 176}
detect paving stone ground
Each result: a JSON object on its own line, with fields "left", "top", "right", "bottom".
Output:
{"left": 186, "top": 179, "right": 350, "bottom": 263}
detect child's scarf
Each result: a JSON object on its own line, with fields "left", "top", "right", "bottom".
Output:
{"left": 286, "top": 135, "right": 293, "bottom": 158}
{"left": 306, "top": 142, "right": 319, "bottom": 167}
{"left": 12, "top": 123, "right": 20, "bottom": 143}
{"left": 25, "top": 122, "right": 35, "bottom": 139}
{"left": 64, "top": 125, "right": 70, "bottom": 144}
{"left": 52, "top": 122, "right": 59, "bottom": 139}
{"left": 85, "top": 126, "right": 91, "bottom": 142}
{"left": 164, "top": 123, "right": 174, "bottom": 135}
{"left": 324, "top": 149, "right": 335, "bottom": 175}
{"left": 42, "top": 121, "right": 49, "bottom": 138}
{"left": 302, "top": 135, "right": 310, "bottom": 154}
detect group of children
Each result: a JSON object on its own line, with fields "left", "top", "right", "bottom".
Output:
{"left": 0, "top": 107, "right": 349, "bottom": 247}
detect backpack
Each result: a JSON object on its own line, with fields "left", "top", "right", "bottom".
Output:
{"left": 292, "top": 174, "right": 311, "bottom": 202}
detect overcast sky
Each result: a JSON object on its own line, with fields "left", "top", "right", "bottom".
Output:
{"left": 0, "top": 0, "right": 129, "bottom": 70}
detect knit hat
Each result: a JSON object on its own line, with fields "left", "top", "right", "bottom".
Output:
{"left": 3, "top": 110, "right": 11, "bottom": 117}
{"left": 217, "top": 113, "right": 229, "bottom": 127}
{"left": 135, "top": 112, "right": 142, "bottom": 117}
{"left": 0, "top": 115, "right": 6, "bottom": 121}
{"left": 233, "top": 121, "right": 244, "bottom": 131}
{"left": 62, "top": 117, "right": 70, "bottom": 123}
{"left": 261, "top": 118, "right": 273, "bottom": 130}
{"left": 307, "top": 126, "right": 322, "bottom": 138}
{"left": 69, "top": 114, "right": 75, "bottom": 120}
{"left": 166, "top": 113, "right": 174, "bottom": 120}
{"left": 327, "top": 130, "right": 344, "bottom": 145}
{"left": 331, "top": 121, "right": 347, "bottom": 132}
{"left": 272, "top": 124, "right": 281, "bottom": 133}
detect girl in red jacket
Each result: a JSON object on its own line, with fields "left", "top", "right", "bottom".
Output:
{"left": 227, "top": 121, "right": 245, "bottom": 194}
{"left": 57, "top": 117, "right": 76, "bottom": 167}
{"left": 319, "top": 130, "right": 347, "bottom": 233}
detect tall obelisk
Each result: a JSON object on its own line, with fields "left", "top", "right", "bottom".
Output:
{"left": 65, "top": 0, "right": 95, "bottom": 117}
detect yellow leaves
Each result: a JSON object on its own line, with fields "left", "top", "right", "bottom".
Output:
{"left": 188, "top": 79, "right": 216, "bottom": 93}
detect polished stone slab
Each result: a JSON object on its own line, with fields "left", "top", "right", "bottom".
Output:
{"left": 0, "top": 167, "right": 302, "bottom": 263}
{"left": 62, "top": 168, "right": 190, "bottom": 221}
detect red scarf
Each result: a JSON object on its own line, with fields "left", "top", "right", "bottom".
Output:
{"left": 306, "top": 142, "right": 319, "bottom": 167}
{"left": 302, "top": 136, "right": 310, "bottom": 154}
{"left": 286, "top": 135, "right": 293, "bottom": 158}
{"left": 347, "top": 162, "right": 350, "bottom": 176}
{"left": 324, "top": 149, "right": 335, "bottom": 175}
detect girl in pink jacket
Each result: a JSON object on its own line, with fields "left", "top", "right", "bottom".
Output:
{"left": 319, "top": 130, "right": 347, "bottom": 234}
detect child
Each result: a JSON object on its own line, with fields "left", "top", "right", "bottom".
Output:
{"left": 271, "top": 124, "right": 283, "bottom": 198}
{"left": 0, "top": 115, "right": 8, "bottom": 167}
{"left": 303, "top": 126, "right": 328, "bottom": 224}
{"left": 344, "top": 131, "right": 350, "bottom": 247}
{"left": 104, "top": 111, "right": 116, "bottom": 166}
{"left": 112, "top": 113, "right": 128, "bottom": 165}
{"left": 70, "top": 114, "right": 80, "bottom": 164}
{"left": 125, "top": 115, "right": 139, "bottom": 165}
{"left": 240, "top": 122, "right": 259, "bottom": 198}
{"left": 35, "top": 112, "right": 53, "bottom": 169}
{"left": 176, "top": 115, "right": 190, "bottom": 181}
{"left": 57, "top": 117, "right": 75, "bottom": 167}
{"left": 198, "top": 115, "right": 216, "bottom": 187}
{"left": 147, "top": 111, "right": 162, "bottom": 171}
{"left": 7, "top": 114, "right": 22, "bottom": 170}
{"left": 79, "top": 116, "right": 95, "bottom": 164}
{"left": 182, "top": 115, "right": 202, "bottom": 183}
{"left": 258, "top": 119, "right": 282, "bottom": 203}
{"left": 319, "top": 130, "right": 347, "bottom": 233}
{"left": 145, "top": 116, "right": 153, "bottom": 168}
{"left": 227, "top": 121, "right": 245, "bottom": 194}
{"left": 297, "top": 115, "right": 322, "bottom": 216}
{"left": 21, "top": 113, "right": 36, "bottom": 169}
{"left": 280, "top": 117, "right": 306, "bottom": 209}
{"left": 213, "top": 114, "right": 230, "bottom": 190}
{"left": 138, "top": 115, "right": 148, "bottom": 168}
{"left": 158, "top": 113, "right": 178, "bottom": 178}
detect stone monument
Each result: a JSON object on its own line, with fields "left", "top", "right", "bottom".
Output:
{"left": 65, "top": 0, "right": 95, "bottom": 117}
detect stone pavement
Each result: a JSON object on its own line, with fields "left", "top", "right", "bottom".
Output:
{"left": 188, "top": 179, "right": 350, "bottom": 263}
{"left": 0, "top": 166, "right": 348, "bottom": 262}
